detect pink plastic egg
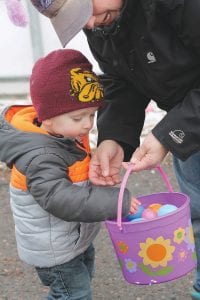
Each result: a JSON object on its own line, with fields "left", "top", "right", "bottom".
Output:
{"left": 142, "top": 208, "right": 157, "bottom": 220}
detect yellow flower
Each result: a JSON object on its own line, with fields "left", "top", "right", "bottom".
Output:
{"left": 188, "top": 225, "right": 195, "bottom": 245}
{"left": 173, "top": 227, "right": 185, "bottom": 244}
{"left": 138, "top": 236, "right": 175, "bottom": 268}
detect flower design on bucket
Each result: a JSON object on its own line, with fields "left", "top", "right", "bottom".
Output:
{"left": 178, "top": 248, "right": 187, "bottom": 262}
{"left": 125, "top": 258, "right": 137, "bottom": 273}
{"left": 185, "top": 222, "right": 195, "bottom": 252}
{"left": 117, "top": 241, "right": 129, "bottom": 254}
{"left": 139, "top": 236, "right": 175, "bottom": 268}
{"left": 173, "top": 227, "right": 185, "bottom": 244}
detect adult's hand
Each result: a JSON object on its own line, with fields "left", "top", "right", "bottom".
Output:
{"left": 89, "top": 140, "right": 124, "bottom": 185}
{"left": 123, "top": 132, "right": 168, "bottom": 171}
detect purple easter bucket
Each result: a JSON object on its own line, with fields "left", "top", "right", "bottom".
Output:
{"left": 105, "top": 165, "right": 196, "bottom": 285}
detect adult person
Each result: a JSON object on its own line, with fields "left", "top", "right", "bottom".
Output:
{"left": 30, "top": 1, "right": 200, "bottom": 299}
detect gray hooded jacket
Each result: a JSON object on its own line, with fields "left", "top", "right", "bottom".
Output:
{"left": 0, "top": 106, "right": 131, "bottom": 267}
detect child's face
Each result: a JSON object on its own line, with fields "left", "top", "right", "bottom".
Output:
{"left": 43, "top": 107, "right": 97, "bottom": 138}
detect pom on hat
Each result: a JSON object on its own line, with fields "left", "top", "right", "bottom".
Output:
{"left": 5, "top": 0, "right": 28, "bottom": 27}
{"left": 30, "top": 49, "right": 104, "bottom": 121}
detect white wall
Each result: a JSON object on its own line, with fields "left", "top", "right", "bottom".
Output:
{"left": 0, "top": 0, "right": 100, "bottom": 79}
{"left": 0, "top": 1, "right": 33, "bottom": 77}
{"left": 40, "top": 15, "right": 100, "bottom": 74}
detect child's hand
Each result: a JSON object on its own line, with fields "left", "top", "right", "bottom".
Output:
{"left": 129, "top": 197, "right": 141, "bottom": 214}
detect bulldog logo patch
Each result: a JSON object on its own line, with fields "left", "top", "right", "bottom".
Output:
{"left": 70, "top": 68, "right": 104, "bottom": 102}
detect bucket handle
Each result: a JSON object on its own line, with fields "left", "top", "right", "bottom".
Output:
{"left": 117, "top": 164, "right": 173, "bottom": 230}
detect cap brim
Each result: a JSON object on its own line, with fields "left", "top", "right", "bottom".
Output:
{"left": 51, "top": 0, "right": 92, "bottom": 47}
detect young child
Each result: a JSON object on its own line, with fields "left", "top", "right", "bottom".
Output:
{"left": 0, "top": 49, "right": 139, "bottom": 299}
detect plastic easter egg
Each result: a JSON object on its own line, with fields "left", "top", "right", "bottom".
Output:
{"left": 130, "top": 217, "right": 145, "bottom": 223}
{"left": 142, "top": 208, "right": 157, "bottom": 220}
{"left": 126, "top": 205, "right": 145, "bottom": 221}
{"left": 157, "top": 204, "right": 177, "bottom": 217}
{"left": 148, "top": 203, "right": 162, "bottom": 213}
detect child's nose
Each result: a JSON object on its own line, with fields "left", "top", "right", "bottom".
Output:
{"left": 84, "top": 119, "right": 93, "bottom": 130}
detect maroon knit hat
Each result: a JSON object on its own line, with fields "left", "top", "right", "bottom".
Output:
{"left": 30, "top": 49, "right": 104, "bottom": 121}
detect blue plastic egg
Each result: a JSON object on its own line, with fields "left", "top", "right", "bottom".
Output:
{"left": 130, "top": 217, "right": 145, "bottom": 223}
{"left": 126, "top": 205, "right": 145, "bottom": 221}
{"left": 157, "top": 204, "right": 177, "bottom": 217}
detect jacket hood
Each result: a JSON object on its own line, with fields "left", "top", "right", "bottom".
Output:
{"left": 0, "top": 105, "right": 75, "bottom": 168}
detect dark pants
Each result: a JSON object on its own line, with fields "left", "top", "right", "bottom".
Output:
{"left": 35, "top": 244, "right": 95, "bottom": 300}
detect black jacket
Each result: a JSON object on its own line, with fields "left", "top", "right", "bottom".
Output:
{"left": 84, "top": 0, "right": 200, "bottom": 160}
